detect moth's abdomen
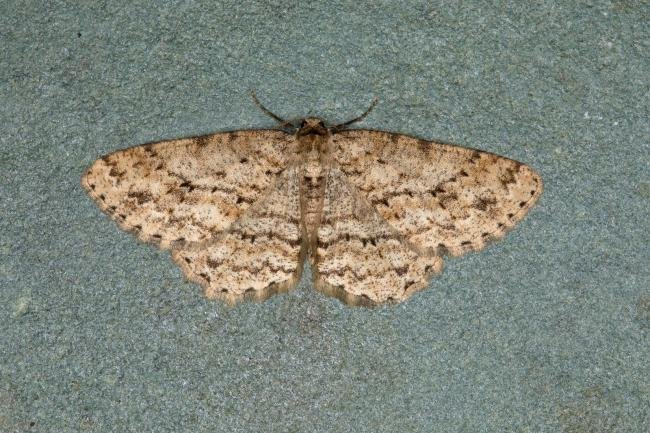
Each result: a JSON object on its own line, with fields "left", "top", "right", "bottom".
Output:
{"left": 299, "top": 162, "right": 326, "bottom": 244}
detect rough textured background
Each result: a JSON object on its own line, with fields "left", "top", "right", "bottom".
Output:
{"left": 1, "top": 1, "right": 648, "bottom": 432}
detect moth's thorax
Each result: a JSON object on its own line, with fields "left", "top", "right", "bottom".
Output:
{"left": 296, "top": 117, "right": 332, "bottom": 157}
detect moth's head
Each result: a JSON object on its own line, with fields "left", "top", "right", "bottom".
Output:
{"left": 250, "top": 92, "right": 378, "bottom": 137}
{"left": 296, "top": 117, "right": 329, "bottom": 137}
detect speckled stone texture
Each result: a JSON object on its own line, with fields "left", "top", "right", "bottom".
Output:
{"left": 1, "top": 1, "right": 648, "bottom": 432}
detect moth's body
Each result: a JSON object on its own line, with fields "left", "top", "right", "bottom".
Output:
{"left": 296, "top": 118, "right": 332, "bottom": 250}
{"left": 82, "top": 112, "right": 542, "bottom": 305}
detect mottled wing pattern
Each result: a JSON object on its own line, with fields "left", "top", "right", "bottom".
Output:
{"left": 313, "top": 169, "right": 442, "bottom": 305}
{"left": 82, "top": 130, "right": 296, "bottom": 249}
{"left": 171, "top": 167, "right": 304, "bottom": 303}
{"left": 331, "top": 130, "right": 542, "bottom": 257}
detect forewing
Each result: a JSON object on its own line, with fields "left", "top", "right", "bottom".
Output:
{"left": 82, "top": 130, "right": 296, "bottom": 248}
{"left": 313, "top": 169, "right": 442, "bottom": 305}
{"left": 171, "top": 167, "right": 304, "bottom": 303}
{"left": 331, "top": 130, "right": 542, "bottom": 256}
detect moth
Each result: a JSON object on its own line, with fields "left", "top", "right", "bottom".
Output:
{"left": 82, "top": 95, "right": 542, "bottom": 305}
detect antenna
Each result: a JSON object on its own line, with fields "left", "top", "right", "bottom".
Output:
{"left": 331, "top": 97, "right": 378, "bottom": 131}
{"left": 250, "top": 91, "right": 295, "bottom": 130}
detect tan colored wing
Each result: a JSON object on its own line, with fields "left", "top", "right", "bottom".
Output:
{"left": 312, "top": 169, "right": 442, "bottom": 305}
{"left": 171, "top": 167, "right": 304, "bottom": 303}
{"left": 330, "top": 130, "right": 542, "bottom": 256}
{"left": 81, "top": 130, "right": 296, "bottom": 249}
